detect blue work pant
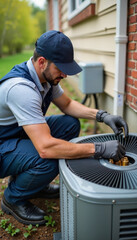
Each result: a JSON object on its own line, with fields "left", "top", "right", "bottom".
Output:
{"left": 0, "top": 115, "right": 80, "bottom": 204}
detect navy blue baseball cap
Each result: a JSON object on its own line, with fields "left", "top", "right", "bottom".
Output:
{"left": 35, "top": 30, "right": 82, "bottom": 76}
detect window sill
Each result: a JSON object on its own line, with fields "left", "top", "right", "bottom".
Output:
{"left": 68, "top": 3, "right": 95, "bottom": 26}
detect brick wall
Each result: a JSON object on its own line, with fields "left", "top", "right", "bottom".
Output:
{"left": 126, "top": 0, "right": 137, "bottom": 111}
{"left": 69, "top": 4, "right": 95, "bottom": 26}
{"left": 47, "top": 0, "right": 53, "bottom": 30}
{"left": 47, "top": 0, "right": 62, "bottom": 31}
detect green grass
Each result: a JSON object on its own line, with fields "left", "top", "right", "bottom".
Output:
{"left": 0, "top": 50, "right": 33, "bottom": 78}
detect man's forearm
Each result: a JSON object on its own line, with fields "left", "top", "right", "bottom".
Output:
{"left": 23, "top": 123, "right": 95, "bottom": 160}
{"left": 39, "top": 137, "right": 95, "bottom": 159}
{"left": 62, "top": 99, "right": 98, "bottom": 120}
{"left": 24, "top": 123, "right": 126, "bottom": 162}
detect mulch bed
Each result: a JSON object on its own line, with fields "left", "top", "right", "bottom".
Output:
{"left": 0, "top": 177, "right": 61, "bottom": 240}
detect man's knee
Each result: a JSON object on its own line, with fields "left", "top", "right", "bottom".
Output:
{"left": 46, "top": 114, "right": 80, "bottom": 140}
{"left": 67, "top": 115, "right": 80, "bottom": 132}
{"left": 64, "top": 115, "right": 80, "bottom": 139}
{"left": 47, "top": 159, "right": 59, "bottom": 175}
{"left": 33, "top": 158, "right": 59, "bottom": 175}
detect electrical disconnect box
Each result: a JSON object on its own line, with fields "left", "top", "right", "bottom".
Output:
{"left": 79, "top": 62, "right": 104, "bottom": 94}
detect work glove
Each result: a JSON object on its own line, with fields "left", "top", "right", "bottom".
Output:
{"left": 94, "top": 140, "right": 125, "bottom": 162}
{"left": 96, "top": 110, "right": 128, "bottom": 137}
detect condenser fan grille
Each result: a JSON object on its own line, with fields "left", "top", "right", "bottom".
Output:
{"left": 66, "top": 134, "right": 137, "bottom": 189}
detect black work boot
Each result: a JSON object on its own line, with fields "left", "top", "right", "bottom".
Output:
{"left": 1, "top": 195, "right": 46, "bottom": 225}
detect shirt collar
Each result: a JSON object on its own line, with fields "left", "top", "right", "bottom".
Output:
{"left": 26, "top": 57, "right": 51, "bottom": 92}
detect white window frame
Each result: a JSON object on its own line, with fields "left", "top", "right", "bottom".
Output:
{"left": 68, "top": 0, "right": 95, "bottom": 20}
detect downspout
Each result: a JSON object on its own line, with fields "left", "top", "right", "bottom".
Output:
{"left": 113, "top": 0, "right": 128, "bottom": 116}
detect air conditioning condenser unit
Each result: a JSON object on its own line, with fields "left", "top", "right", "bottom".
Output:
{"left": 54, "top": 133, "right": 137, "bottom": 240}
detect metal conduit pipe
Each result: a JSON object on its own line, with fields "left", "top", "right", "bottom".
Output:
{"left": 113, "top": 0, "right": 128, "bottom": 116}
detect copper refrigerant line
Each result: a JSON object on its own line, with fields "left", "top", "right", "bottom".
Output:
{"left": 109, "top": 130, "right": 130, "bottom": 166}
{"left": 109, "top": 157, "right": 129, "bottom": 166}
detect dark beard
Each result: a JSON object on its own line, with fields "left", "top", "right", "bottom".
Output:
{"left": 42, "top": 72, "right": 54, "bottom": 86}
{"left": 42, "top": 72, "right": 63, "bottom": 86}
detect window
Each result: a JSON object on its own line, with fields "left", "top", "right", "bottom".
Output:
{"left": 68, "top": 0, "right": 94, "bottom": 19}
{"left": 71, "top": 1, "right": 76, "bottom": 11}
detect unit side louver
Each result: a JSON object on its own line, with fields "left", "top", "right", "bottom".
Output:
{"left": 119, "top": 209, "right": 137, "bottom": 239}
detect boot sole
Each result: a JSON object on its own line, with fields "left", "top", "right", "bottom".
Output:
{"left": 1, "top": 199, "right": 46, "bottom": 226}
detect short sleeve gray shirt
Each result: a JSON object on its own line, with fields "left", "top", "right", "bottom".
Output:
{"left": 0, "top": 57, "right": 64, "bottom": 126}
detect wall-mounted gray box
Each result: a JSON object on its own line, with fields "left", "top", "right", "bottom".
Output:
{"left": 79, "top": 62, "right": 104, "bottom": 94}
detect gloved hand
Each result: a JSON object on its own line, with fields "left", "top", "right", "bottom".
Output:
{"left": 94, "top": 140, "right": 125, "bottom": 161}
{"left": 96, "top": 110, "right": 128, "bottom": 137}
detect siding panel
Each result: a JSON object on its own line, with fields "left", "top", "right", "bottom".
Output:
{"left": 61, "top": 1, "right": 116, "bottom": 98}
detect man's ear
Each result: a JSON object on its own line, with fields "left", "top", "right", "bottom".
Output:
{"left": 38, "top": 57, "right": 48, "bottom": 70}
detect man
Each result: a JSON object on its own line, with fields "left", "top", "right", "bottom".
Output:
{"left": 0, "top": 30, "right": 128, "bottom": 225}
